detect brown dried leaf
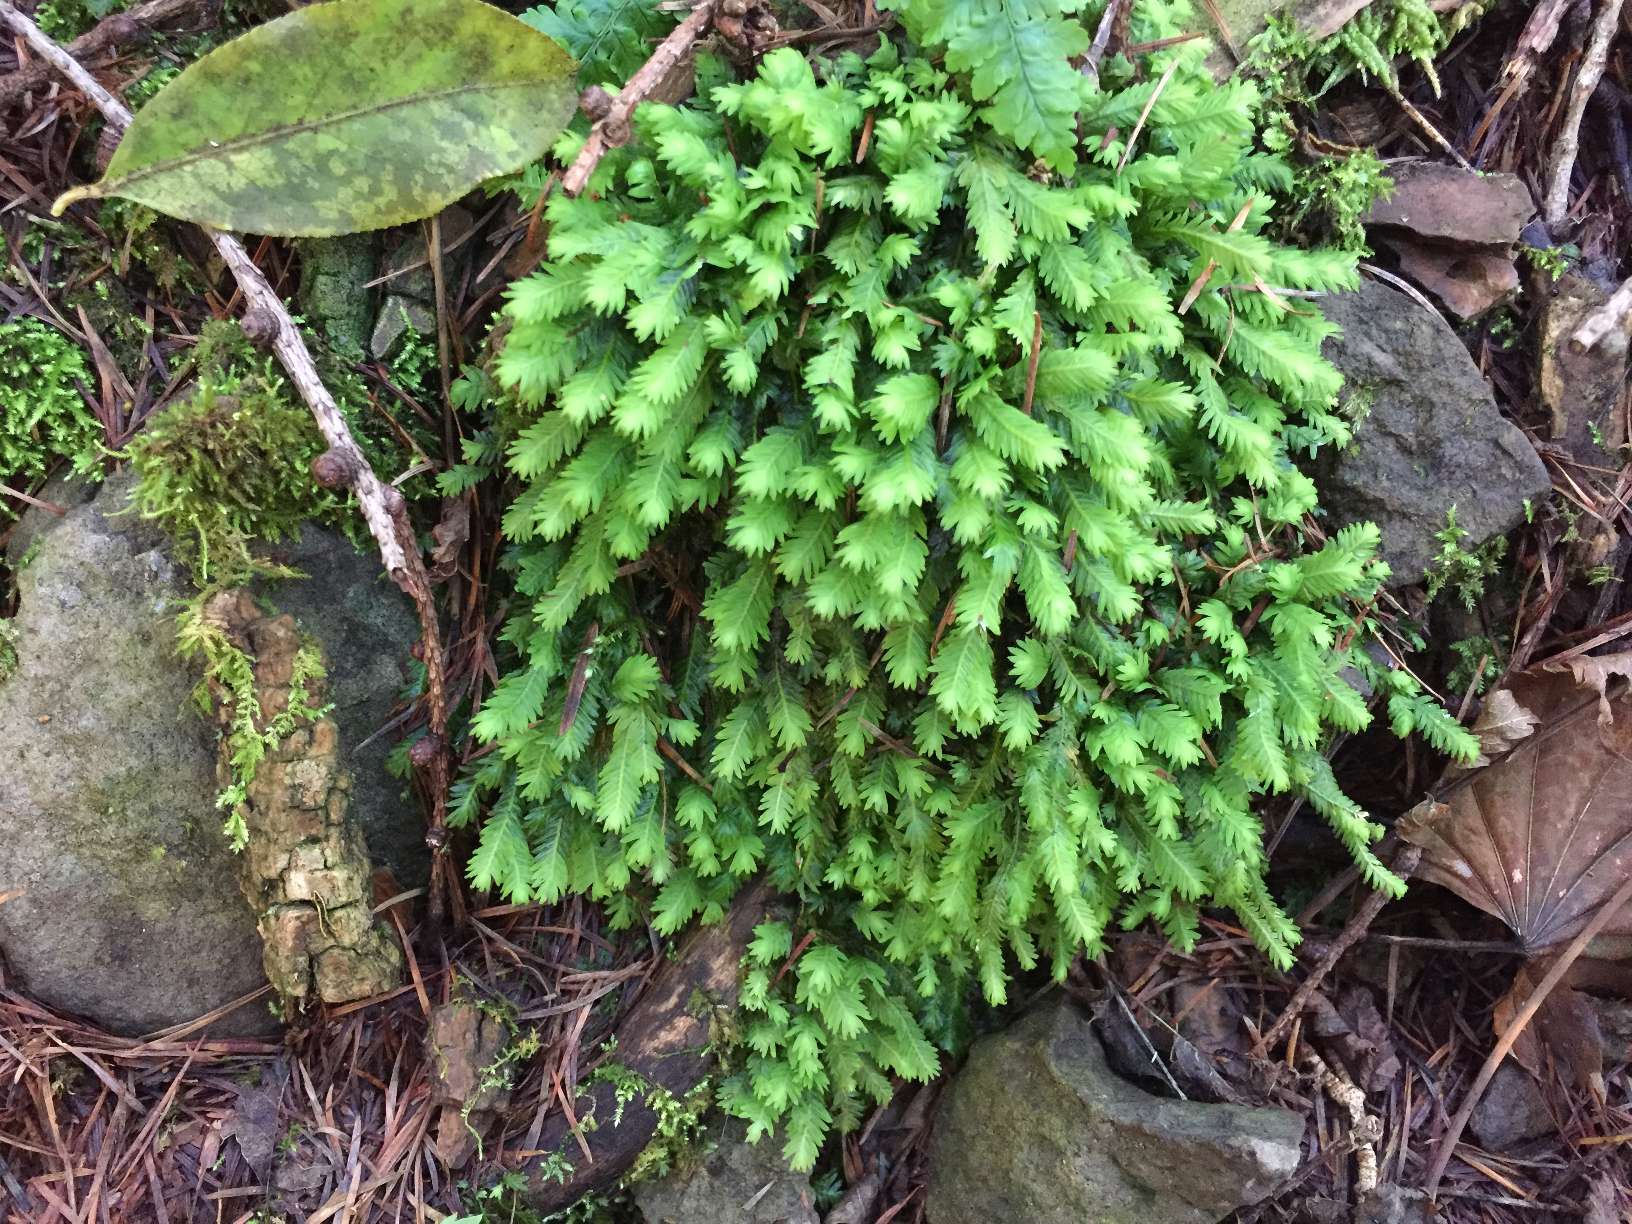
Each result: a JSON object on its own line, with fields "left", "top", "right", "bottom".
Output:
{"left": 427, "top": 496, "right": 471, "bottom": 583}
{"left": 1492, "top": 959, "right": 1603, "bottom": 1086}
{"left": 1466, "top": 687, "right": 1539, "bottom": 768}
{"left": 1402, "top": 669, "right": 1632, "bottom": 952}
{"left": 1542, "top": 649, "right": 1632, "bottom": 726}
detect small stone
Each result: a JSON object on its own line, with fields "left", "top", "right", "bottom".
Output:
{"left": 926, "top": 998, "right": 1303, "bottom": 1224}
{"left": 1384, "top": 236, "right": 1519, "bottom": 321}
{"left": 1468, "top": 1063, "right": 1554, "bottom": 1150}
{"left": 633, "top": 1119, "right": 818, "bottom": 1224}
{"left": 369, "top": 295, "right": 436, "bottom": 361}
{"left": 1317, "top": 279, "right": 1551, "bottom": 585}
{"left": 1366, "top": 162, "right": 1534, "bottom": 248}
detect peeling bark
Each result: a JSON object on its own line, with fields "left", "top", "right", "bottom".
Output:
{"left": 201, "top": 590, "right": 402, "bottom": 1008}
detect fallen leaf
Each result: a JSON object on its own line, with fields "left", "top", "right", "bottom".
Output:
{"left": 220, "top": 1080, "right": 282, "bottom": 1180}
{"left": 1403, "top": 668, "right": 1632, "bottom": 952}
{"left": 427, "top": 496, "right": 471, "bottom": 583}
{"left": 1465, "top": 687, "right": 1539, "bottom": 768}
{"left": 1492, "top": 959, "right": 1603, "bottom": 1086}
{"left": 53, "top": 0, "right": 579, "bottom": 236}
{"left": 1542, "top": 650, "right": 1632, "bottom": 726}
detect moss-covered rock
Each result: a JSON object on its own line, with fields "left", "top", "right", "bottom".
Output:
{"left": 926, "top": 998, "right": 1302, "bottom": 1224}
{"left": 0, "top": 473, "right": 424, "bottom": 1035}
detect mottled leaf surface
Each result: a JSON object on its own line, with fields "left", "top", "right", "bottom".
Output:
{"left": 55, "top": 0, "right": 578, "bottom": 236}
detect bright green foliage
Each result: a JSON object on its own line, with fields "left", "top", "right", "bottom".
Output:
{"left": 1250, "top": 0, "right": 1488, "bottom": 99}
{"left": 467, "top": 0, "right": 1477, "bottom": 1167}
{"left": 1, "top": 318, "right": 101, "bottom": 519}
{"left": 126, "top": 324, "right": 343, "bottom": 585}
{"left": 55, "top": 0, "right": 579, "bottom": 236}
{"left": 521, "top": 0, "right": 676, "bottom": 84}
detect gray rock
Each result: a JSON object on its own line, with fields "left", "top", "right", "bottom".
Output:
{"left": 1318, "top": 279, "right": 1550, "bottom": 585}
{"left": 297, "top": 233, "right": 380, "bottom": 355}
{"left": 634, "top": 1120, "right": 818, "bottom": 1224}
{"left": 0, "top": 474, "right": 424, "bottom": 1035}
{"left": 1468, "top": 1064, "right": 1554, "bottom": 1150}
{"left": 369, "top": 295, "right": 437, "bottom": 361}
{"left": 0, "top": 475, "right": 270, "bottom": 1035}
{"left": 926, "top": 998, "right": 1303, "bottom": 1224}
{"left": 368, "top": 205, "right": 475, "bottom": 360}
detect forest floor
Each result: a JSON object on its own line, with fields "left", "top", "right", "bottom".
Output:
{"left": 3, "top": 1, "right": 1632, "bottom": 1221}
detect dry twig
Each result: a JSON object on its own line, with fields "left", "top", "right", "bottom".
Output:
{"left": 561, "top": 0, "right": 716, "bottom": 196}
{"left": 1255, "top": 841, "right": 1427, "bottom": 1055}
{"left": 1423, "top": 869, "right": 1632, "bottom": 1198}
{"left": 1542, "top": 0, "right": 1626, "bottom": 225}
{"left": 0, "top": 0, "right": 211, "bottom": 109}
{"left": 0, "top": 0, "right": 458, "bottom": 923}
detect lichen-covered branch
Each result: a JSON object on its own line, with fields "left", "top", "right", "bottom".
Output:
{"left": 560, "top": 0, "right": 716, "bottom": 196}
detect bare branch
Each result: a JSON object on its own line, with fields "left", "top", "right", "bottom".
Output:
{"left": 1572, "top": 272, "right": 1632, "bottom": 352}
{"left": 0, "top": 0, "right": 212, "bottom": 111}
{"left": 560, "top": 0, "right": 716, "bottom": 197}
{"left": 1543, "top": 0, "right": 1625, "bottom": 226}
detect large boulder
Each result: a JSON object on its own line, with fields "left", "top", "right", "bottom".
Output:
{"left": 1318, "top": 279, "right": 1550, "bottom": 585}
{"left": 926, "top": 998, "right": 1303, "bottom": 1224}
{"left": 0, "top": 474, "right": 421, "bottom": 1035}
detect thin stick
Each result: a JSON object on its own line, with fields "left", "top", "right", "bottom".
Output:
{"left": 0, "top": 0, "right": 457, "bottom": 923}
{"left": 1020, "top": 310, "right": 1042, "bottom": 416}
{"left": 1543, "top": 0, "right": 1625, "bottom": 225}
{"left": 1423, "top": 869, "right": 1632, "bottom": 1198}
{"left": 1081, "top": 0, "right": 1126, "bottom": 83}
{"left": 0, "top": 0, "right": 209, "bottom": 110}
{"left": 1254, "top": 843, "right": 1424, "bottom": 1055}
{"left": 560, "top": 1, "right": 716, "bottom": 197}
{"left": 1572, "top": 272, "right": 1632, "bottom": 352}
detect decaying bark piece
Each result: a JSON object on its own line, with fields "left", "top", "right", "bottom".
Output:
{"left": 201, "top": 590, "right": 402, "bottom": 1007}
{"left": 518, "top": 880, "right": 774, "bottom": 1213}
{"left": 429, "top": 1001, "right": 513, "bottom": 1166}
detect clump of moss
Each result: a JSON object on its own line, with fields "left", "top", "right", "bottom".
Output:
{"left": 1, "top": 318, "right": 102, "bottom": 517}
{"left": 125, "top": 321, "right": 342, "bottom": 586}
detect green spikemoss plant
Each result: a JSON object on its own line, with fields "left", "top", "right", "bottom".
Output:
{"left": 1, "top": 318, "right": 102, "bottom": 518}
{"left": 461, "top": 0, "right": 1479, "bottom": 1168}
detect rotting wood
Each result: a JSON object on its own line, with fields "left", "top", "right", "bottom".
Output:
{"left": 0, "top": 0, "right": 458, "bottom": 928}
{"left": 200, "top": 591, "right": 403, "bottom": 1008}
{"left": 516, "top": 881, "right": 774, "bottom": 1213}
